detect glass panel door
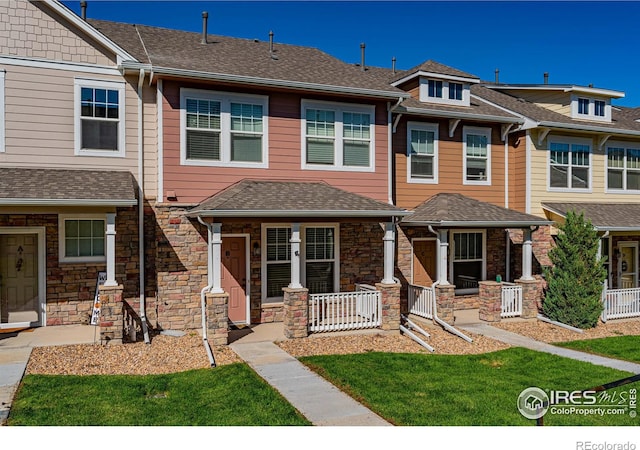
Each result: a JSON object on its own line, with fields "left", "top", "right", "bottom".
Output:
{"left": 618, "top": 242, "right": 638, "bottom": 289}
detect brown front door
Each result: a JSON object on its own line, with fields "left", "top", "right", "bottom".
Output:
{"left": 222, "top": 237, "right": 247, "bottom": 324}
{"left": 413, "top": 240, "right": 437, "bottom": 287}
{"left": 0, "top": 234, "right": 39, "bottom": 324}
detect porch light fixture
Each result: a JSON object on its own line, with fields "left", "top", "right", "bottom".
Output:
{"left": 253, "top": 241, "right": 260, "bottom": 257}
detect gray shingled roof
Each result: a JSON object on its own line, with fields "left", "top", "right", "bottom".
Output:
{"left": 473, "top": 85, "right": 640, "bottom": 134}
{"left": 89, "top": 19, "right": 406, "bottom": 97}
{"left": 542, "top": 202, "right": 640, "bottom": 230}
{"left": 0, "top": 168, "right": 137, "bottom": 205}
{"left": 392, "top": 60, "right": 479, "bottom": 83}
{"left": 398, "top": 96, "right": 521, "bottom": 122}
{"left": 188, "top": 180, "right": 408, "bottom": 218}
{"left": 403, "top": 193, "right": 550, "bottom": 226}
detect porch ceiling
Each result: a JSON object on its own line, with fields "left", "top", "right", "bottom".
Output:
{"left": 543, "top": 202, "right": 640, "bottom": 231}
{"left": 187, "top": 180, "right": 410, "bottom": 219}
{"left": 0, "top": 168, "right": 137, "bottom": 206}
{"left": 403, "top": 193, "right": 551, "bottom": 228}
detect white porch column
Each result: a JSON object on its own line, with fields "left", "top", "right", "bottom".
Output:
{"left": 289, "top": 223, "right": 302, "bottom": 288}
{"left": 521, "top": 228, "right": 534, "bottom": 281}
{"left": 210, "top": 223, "right": 223, "bottom": 293}
{"left": 104, "top": 213, "right": 118, "bottom": 286}
{"left": 382, "top": 222, "right": 396, "bottom": 284}
{"left": 438, "top": 229, "right": 450, "bottom": 285}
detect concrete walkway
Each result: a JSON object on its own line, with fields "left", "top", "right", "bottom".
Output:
{"left": 230, "top": 340, "right": 391, "bottom": 426}
{"left": 460, "top": 323, "right": 640, "bottom": 373}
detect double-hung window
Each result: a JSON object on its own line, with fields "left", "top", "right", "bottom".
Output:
{"left": 451, "top": 231, "right": 485, "bottom": 294}
{"left": 59, "top": 215, "right": 106, "bottom": 263}
{"left": 463, "top": 127, "right": 491, "bottom": 184}
{"left": 407, "top": 122, "right": 438, "bottom": 183}
{"left": 302, "top": 100, "right": 374, "bottom": 171}
{"left": 74, "top": 79, "right": 125, "bottom": 157}
{"left": 607, "top": 145, "right": 640, "bottom": 191}
{"left": 264, "top": 227, "right": 291, "bottom": 301}
{"left": 449, "top": 82, "right": 463, "bottom": 100}
{"left": 181, "top": 89, "right": 268, "bottom": 167}
{"left": 578, "top": 98, "right": 590, "bottom": 115}
{"left": 304, "top": 227, "right": 337, "bottom": 294}
{"left": 549, "top": 139, "right": 590, "bottom": 190}
{"left": 594, "top": 100, "right": 606, "bottom": 117}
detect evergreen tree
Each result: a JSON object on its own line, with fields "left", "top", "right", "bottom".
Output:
{"left": 542, "top": 211, "right": 607, "bottom": 329}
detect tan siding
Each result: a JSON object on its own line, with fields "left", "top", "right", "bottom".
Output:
{"left": 509, "top": 131, "right": 526, "bottom": 212}
{"left": 0, "top": 0, "right": 115, "bottom": 65}
{"left": 394, "top": 117, "right": 507, "bottom": 210}
{"left": 502, "top": 89, "right": 571, "bottom": 116}
{"left": 160, "top": 80, "right": 390, "bottom": 204}
{"left": 0, "top": 65, "right": 140, "bottom": 184}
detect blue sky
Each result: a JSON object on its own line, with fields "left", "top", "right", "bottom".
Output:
{"left": 62, "top": 1, "right": 640, "bottom": 106}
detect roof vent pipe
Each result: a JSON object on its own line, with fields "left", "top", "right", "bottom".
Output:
{"left": 360, "top": 42, "right": 366, "bottom": 71}
{"left": 495, "top": 68, "right": 499, "bottom": 83}
{"left": 392, "top": 57, "right": 396, "bottom": 75}
{"left": 269, "top": 30, "right": 274, "bottom": 53}
{"left": 80, "top": 1, "right": 87, "bottom": 20}
{"left": 544, "top": 72, "right": 549, "bottom": 84}
{"left": 201, "top": 11, "right": 208, "bottom": 44}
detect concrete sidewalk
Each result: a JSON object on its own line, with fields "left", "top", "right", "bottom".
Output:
{"left": 460, "top": 323, "right": 640, "bottom": 373}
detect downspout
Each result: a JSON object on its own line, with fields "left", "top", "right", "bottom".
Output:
{"left": 197, "top": 216, "right": 217, "bottom": 367}
{"left": 137, "top": 68, "right": 150, "bottom": 344}
{"left": 387, "top": 97, "right": 404, "bottom": 205}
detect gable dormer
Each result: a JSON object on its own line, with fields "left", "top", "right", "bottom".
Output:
{"left": 391, "top": 60, "right": 480, "bottom": 107}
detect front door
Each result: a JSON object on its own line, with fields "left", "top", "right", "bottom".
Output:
{"left": 0, "top": 234, "right": 40, "bottom": 326}
{"left": 222, "top": 237, "right": 247, "bottom": 324}
{"left": 413, "top": 240, "right": 437, "bottom": 287}
{"left": 618, "top": 242, "right": 638, "bottom": 289}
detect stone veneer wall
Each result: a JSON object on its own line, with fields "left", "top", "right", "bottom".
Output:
{"left": 0, "top": 208, "right": 139, "bottom": 326}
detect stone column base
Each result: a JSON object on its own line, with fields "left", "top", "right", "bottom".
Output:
{"left": 99, "top": 284, "right": 124, "bottom": 345}
{"left": 283, "top": 287, "right": 309, "bottom": 339}
{"left": 435, "top": 284, "right": 455, "bottom": 324}
{"left": 376, "top": 282, "right": 401, "bottom": 331}
{"left": 479, "top": 281, "right": 502, "bottom": 322}
{"left": 517, "top": 279, "right": 542, "bottom": 319}
{"left": 206, "top": 291, "right": 229, "bottom": 346}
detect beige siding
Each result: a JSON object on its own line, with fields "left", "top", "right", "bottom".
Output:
{"left": 0, "top": 0, "right": 115, "bottom": 65}
{"left": 0, "top": 64, "right": 142, "bottom": 185}
{"left": 504, "top": 89, "right": 572, "bottom": 117}
{"left": 529, "top": 133, "right": 640, "bottom": 217}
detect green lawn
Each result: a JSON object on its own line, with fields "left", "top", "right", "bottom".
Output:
{"left": 556, "top": 335, "right": 640, "bottom": 363}
{"left": 8, "top": 363, "right": 309, "bottom": 426}
{"left": 300, "top": 348, "right": 639, "bottom": 426}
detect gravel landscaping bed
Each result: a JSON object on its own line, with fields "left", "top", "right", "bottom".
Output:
{"left": 493, "top": 319, "right": 640, "bottom": 343}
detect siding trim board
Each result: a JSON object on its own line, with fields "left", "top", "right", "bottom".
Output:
{"left": 0, "top": 70, "right": 4, "bottom": 152}
{"left": 0, "top": 56, "right": 122, "bottom": 76}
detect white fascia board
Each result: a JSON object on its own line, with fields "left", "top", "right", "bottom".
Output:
{"left": 401, "top": 105, "right": 522, "bottom": 124}
{"left": 539, "top": 121, "right": 640, "bottom": 137}
{"left": 41, "top": 0, "right": 137, "bottom": 62}
{"left": 0, "top": 198, "right": 137, "bottom": 206}
{"left": 402, "top": 220, "right": 552, "bottom": 227}
{"left": 0, "top": 55, "right": 121, "bottom": 76}
{"left": 392, "top": 71, "right": 479, "bottom": 87}
{"left": 121, "top": 62, "right": 409, "bottom": 100}
{"left": 189, "top": 209, "right": 411, "bottom": 218}
{"left": 595, "top": 226, "right": 640, "bottom": 232}
{"left": 485, "top": 84, "right": 624, "bottom": 99}
{"left": 563, "top": 86, "right": 625, "bottom": 98}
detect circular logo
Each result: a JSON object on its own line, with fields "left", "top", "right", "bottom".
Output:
{"left": 517, "top": 387, "right": 549, "bottom": 419}
{"left": 630, "top": 410, "right": 637, "bottom": 418}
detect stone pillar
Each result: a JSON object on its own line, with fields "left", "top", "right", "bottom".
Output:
{"left": 517, "top": 279, "right": 541, "bottom": 319}
{"left": 435, "top": 284, "right": 455, "bottom": 324}
{"left": 104, "top": 212, "right": 117, "bottom": 287}
{"left": 478, "top": 280, "right": 502, "bottom": 322}
{"left": 283, "top": 287, "right": 309, "bottom": 338}
{"left": 99, "top": 284, "right": 124, "bottom": 344}
{"left": 206, "top": 291, "right": 229, "bottom": 346}
{"left": 376, "top": 282, "right": 400, "bottom": 331}
{"left": 521, "top": 228, "right": 534, "bottom": 281}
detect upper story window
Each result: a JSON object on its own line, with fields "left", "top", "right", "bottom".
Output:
{"left": 428, "top": 80, "right": 443, "bottom": 98}
{"left": 594, "top": 100, "right": 606, "bottom": 117}
{"left": 571, "top": 95, "right": 611, "bottom": 122}
{"left": 578, "top": 98, "right": 589, "bottom": 115}
{"left": 548, "top": 138, "right": 591, "bottom": 190}
{"left": 449, "top": 83, "right": 463, "bottom": 101}
{"left": 74, "top": 78, "right": 125, "bottom": 157}
{"left": 607, "top": 145, "right": 640, "bottom": 191}
{"left": 302, "top": 100, "right": 375, "bottom": 172}
{"left": 419, "top": 78, "right": 470, "bottom": 106}
{"left": 180, "top": 88, "right": 268, "bottom": 168}
{"left": 463, "top": 126, "right": 491, "bottom": 185}
{"left": 407, "top": 122, "right": 438, "bottom": 184}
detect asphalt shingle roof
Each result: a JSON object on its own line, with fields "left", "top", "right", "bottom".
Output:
{"left": 0, "top": 168, "right": 137, "bottom": 204}
{"left": 542, "top": 202, "right": 640, "bottom": 230}
{"left": 189, "top": 180, "right": 408, "bottom": 217}
{"left": 404, "top": 193, "right": 550, "bottom": 226}
{"left": 392, "top": 60, "right": 479, "bottom": 83}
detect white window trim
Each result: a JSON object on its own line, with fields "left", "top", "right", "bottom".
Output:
{"left": 301, "top": 99, "right": 375, "bottom": 172}
{"left": 605, "top": 141, "right": 640, "bottom": 193}
{"left": 463, "top": 126, "right": 492, "bottom": 186}
{"left": 570, "top": 94, "right": 611, "bottom": 122}
{"left": 301, "top": 224, "right": 340, "bottom": 294}
{"left": 0, "top": 70, "right": 5, "bottom": 153}
{"left": 407, "top": 121, "right": 439, "bottom": 184}
{"left": 419, "top": 78, "right": 470, "bottom": 107}
{"left": 180, "top": 88, "right": 269, "bottom": 168}
{"left": 58, "top": 214, "right": 107, "bottom": 263}
{"left": 547, "top": 135, "right": 593, "bottom": 193}
{"left": 449, "top": 229, "right": 486, "bottom": 295}
{"left": 74, "top": 78, "right": 126, "bottom": 158}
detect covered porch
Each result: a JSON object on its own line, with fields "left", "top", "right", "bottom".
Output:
{"left": 187, "top": 180, "right": 409, "bottom": 344}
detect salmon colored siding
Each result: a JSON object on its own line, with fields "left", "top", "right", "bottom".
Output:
{"left": 160, "top": 80, "right": 390, "bottom": 204}
{"left": 394, "top": 117, "right": 507, "bottom": 210}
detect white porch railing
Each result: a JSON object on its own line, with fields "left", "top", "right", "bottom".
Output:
{"left": 602, "top": 283, "right": 640, "bottom": 321}
{"left": 309, "top": 290, "right": 381, "bottom": 332}
{"left": 501, "top": 283, "right": 523, "bottom": 318}
{"left": 408, "top": 283, "right": 435, "bottom": 320}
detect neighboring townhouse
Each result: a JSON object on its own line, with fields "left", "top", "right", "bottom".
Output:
{"left": 0, "top": 0, "right": 157, "bottom": 338}
{"left": 475, "top": 83, "right": 640, "bottom": 294}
